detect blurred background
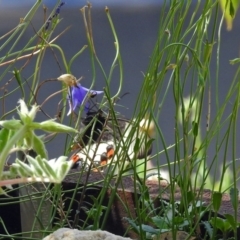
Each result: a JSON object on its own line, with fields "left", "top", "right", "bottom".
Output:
{"left": 0, "top": 0, "right": 240, "bottom": 184}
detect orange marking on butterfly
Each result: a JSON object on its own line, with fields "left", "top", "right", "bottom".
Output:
{"left": 107, "top": 148, "right": 114, "bottom": 159}
{"left": 71, "top": 154, "right": 80, "bottom": 163}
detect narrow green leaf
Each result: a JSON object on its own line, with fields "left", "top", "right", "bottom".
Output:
{"left": 10, "top": 165, "right": 19, "bottom": 176}
{"left": 224, "top": 214, "right": 236, "bottom": 229}
{"left": 55, "top": 157, "right": 71, "bottom": 181}
{"left": 24, "top": 130, "right": 34, "bottom": 148}
{"left": 26, "top": 155, "right": 44, "bottom": 177}
{"left": 60, "top": 163, "right": 71, "bottom": 178}
{"left": 35, "top": 155, "right": 48, "bottom": 175}
{"left": 172, "top": 216, "right": 185, "bottom": 224}
{"left": 28, "top": 122, "right": 42, "bottom": 129}
{"left": 0, "top": 120, "right": 22, "bottom": 130}
{"left": 179, "top": 191, "right": 195, "bottom": 214}
{"left": 32, "top": 133, "right": 48, "bottom": 159}
{"left": 192, "top": 121, "right": 198, "bottom": 136}
{"left": 15, "top": 163, "right": 29, "bottom": 177}
{"left": 202, "top": 221, "right": 213, "bottom": 238}
{"left": 42, "top": 160, "right": 58, "bottom": 180}
{"left": 141, "top": 224, "right": 160, "bottom": 234}
{"left": 230, "top": 187, "right": 239, "bottom": 212}
{"left": 56, "top": 163, "right": 68, "bottom": 182}
{"left": 212, "top": 191, "right": 222, "bottom": 212}
{"left": 209, "top": 217, "right": 225, "bottom": 232}
{"left": 186, "top": 190, "right": 195, "bottom": 203}
{"left": 229, "top": 0, "right": 235, "bottom": 17}
{"left": 223, "top": 220, "right": 232, "bottom": 232}
{"left": 151, "top": 216, "right": 169, "bottom": 229}
{"left": 15, "top": 159, "right": 33, "bottom": 176}
{"left": 0, "top": 128, "right": 10, "bottom": 153}
{"left": 220, "top": 0, "right": 239, "bottom": 30}
{"left": 122, "top": 217, "right": 140, "bottom": 234}
{"left": 229, "top": 58, "right": 240, "bottom": 65}
{"left": 133, "top": 137, "right": 140, "bottom": 153}
{"left": 203, "top": 41, "right": 215, "bottom": 64}
{"left": 39, "top": 120, "right": 78, "bottom": 133}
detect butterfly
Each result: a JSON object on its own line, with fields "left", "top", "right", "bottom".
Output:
{"left": 70, "top": 110, "right": 155, "bottom": 171}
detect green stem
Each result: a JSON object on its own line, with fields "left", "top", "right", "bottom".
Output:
{"left": 68, "top": 45, "right": 88, "bottom": 72}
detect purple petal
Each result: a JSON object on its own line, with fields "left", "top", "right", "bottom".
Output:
{"left": 67, "top": 83, "right": 103, "bottom": 115}
{"left": 81, "top": 86, "right": 104, "bottom": 96}
{"left": 56, "top": 2, "right": 65, "bottom": 14}
{"left": 45, "top": 2, "right": 65, "bottom": 30}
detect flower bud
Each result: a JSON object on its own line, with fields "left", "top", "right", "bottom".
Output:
{"left": 39, "top": 120, "right": 78, "bottom": 133}
{"left": 0, "top": 120, "right": 22, "bottom": 130}
{"left": 57, "top": 74, "right": 78, "bottom": 87}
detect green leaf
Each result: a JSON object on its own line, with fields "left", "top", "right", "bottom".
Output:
{"left": 35, "top": 155, "right": 49, "bottom": 175}
{"left": 28, "top": 122, "right": 42, "bottom": 129}
{"left": 39, "top": 120, "right": 78, "bottom": 133}
{"left": 26, "top": 155, "right": 44, "bottom": 177}
{"left": 42, "top": 160, "right": 58, "bottom": 180}
{"left": 32, "top": 133, "right": 48, "bottom": 159}
{"left": 220, "top": 0, "right": 239, "bottom": 30}
{"left": 210, "top": 217, "right": 232, "bottom": 233}
{"left": 122, "top": 217, "right": 140, "bottom": 234}
{"left": 229, "top": 58, "right": 240, "bottom": 64}
{"left": 15, "top": 159, "right": 33, "bottom": 176}
{"left": 0, "top": 128, "right": 10, "bottom": 153}
{"left": 224, "top": 214, "right": 236, "bottom": 229}
{"left": 230, "top": 187, "right": 239, "bottom": 212}
{"left": 212, "top": 191, "right": 222, "bottom": 212}
{"left": 55, "top": 157, "right": 71, "bottom": 181}
{"left": 192, "top": 121, "right": 198, "bottom": 136}
{"left": 15, "top": 163, "right": 29, "bottom": 177}
{"left": 202, "top": 221, "right": 213, "bottom": 238}
{"left": 0, "top": 120, "right": 22, "bottom": 130}
{"left": 179, "top": 191, "right": 195, "bottom": 214}
{"left": 141, "top": 224, "right": 160, "bottom": 234}
{"left": 203, "top": 41, "right": 215, "bottom": 64}
{"left": 24, "top": 130, "right": 34, "bottom": 148}
{"left": 172, "top": 216, "right": 185, "bottom": 225}
{"left": 229, "top": 0, "right": 235, "bottom": 17}
{"left": 210, "top": 217, "right": 225, "bottom": 232}
{"left": 223, "top": 220, "right": 232, "bottom": 232}
{"left": 151, "top": 216, "right": 169, "bottom": 229}
{"left": 186, "top": 191, "right": 195, "bottom": 204}
{"left": 133, "top": 137, "right": 140, "bottom": 153}
{"left": 10, "top": 165, "right": 19, "bottom": 176}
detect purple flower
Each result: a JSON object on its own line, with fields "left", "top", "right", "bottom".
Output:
{"left": 56, "top": 2, "right": 65, "bottom": 14}
{"left": 68, "top": 83, "right": 103, "bottom": 115}
{"left": 45, "top": 2, "right": 65, "bottom": 30}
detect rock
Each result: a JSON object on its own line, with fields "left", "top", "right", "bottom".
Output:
{"left": 43, "top": 228, "right": 133, "bottom": 240}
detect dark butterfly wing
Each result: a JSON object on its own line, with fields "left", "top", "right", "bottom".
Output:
{"left": 82, "top": 110, "right": 106, "bottom": 144}
{"left": 72, "top": 110, "right": 106, "bottom": 149}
